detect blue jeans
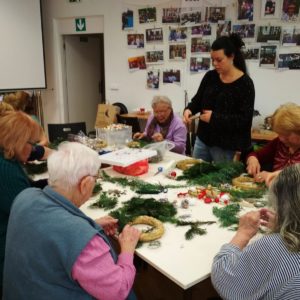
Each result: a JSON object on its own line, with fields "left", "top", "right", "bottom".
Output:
{"left": 192, "top": 137, "right": 235, "bottom": 163}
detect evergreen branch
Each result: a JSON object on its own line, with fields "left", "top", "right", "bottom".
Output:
{"left": 213, "top": 204, "right": 241, "bottom": 228}
{"left": 90, "top": 192, "right": 118, "bottom": 210}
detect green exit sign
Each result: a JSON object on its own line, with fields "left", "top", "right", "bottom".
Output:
{"left": 75, "top": 18, "right": 86, "bottom": 32}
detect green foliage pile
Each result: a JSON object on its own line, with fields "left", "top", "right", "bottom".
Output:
{"left": 212, "top": 204, "right": 241, "bottom": 229}
{"left": 90, "top": 192, "right": 118, "bottom": 211}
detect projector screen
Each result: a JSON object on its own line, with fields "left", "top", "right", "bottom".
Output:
{"left": 0, "top": 0, "right": 46, "bottom": 90}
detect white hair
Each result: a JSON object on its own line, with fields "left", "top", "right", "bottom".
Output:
{"left": 151, "top": 95, "right": 172, "bottom": 109}
{"left": 47, "top": 142, "right": 101, "bottom": 190}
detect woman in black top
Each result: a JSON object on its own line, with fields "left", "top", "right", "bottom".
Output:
{"left": 183, "top": 34, "right": 255, "bottom": 163}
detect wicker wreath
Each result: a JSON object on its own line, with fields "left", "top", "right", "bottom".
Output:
{"left": 130, "top": 215, "right": 164, "bottom": 242}
{"left": 176, "top": 158, "right": 201, "bottom": 171}
{"left": 232, "top": 176, "right": 263, "bottom": 190}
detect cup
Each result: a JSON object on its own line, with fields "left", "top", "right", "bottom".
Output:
{"left": 139, "top": 107, "right": 145, "bottom": 114}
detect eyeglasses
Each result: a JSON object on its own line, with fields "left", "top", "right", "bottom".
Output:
{"left": 27, "top": 141, "right": 36, "bottom": 146}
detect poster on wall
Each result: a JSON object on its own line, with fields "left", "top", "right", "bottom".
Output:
{"left": 163, "top": 69, "right": 181, "bottom": 85}
{"left": 257, "top": 26, "right": 282, "bottom": 43}
{"left": 191, "top": 24, "right": 211, "bottom": 36}
{"left": 127, "top": 34, "right": 144, "bottom": 48}
{"left": 128, "top": 56, "right": 146, "bottom": 71}
{"left": 180, "top": 8, "right": 202, "bottom": 25}
{"left": 146, "top": 28, "right": 163, "bottom": 43}
{"left": 147, "top": 70, "right": 160, "bottom": 89}
{"left": 282, "top": 26, "right": 297, "bottom": 45}
{"left": 261, "top": 0, "right": 280, "bottom": 19}
{"left": 242, "top": 46, "right": 260, "bottom": 60}
{"left": 169, "top": 44, "right": 186, "bottom": 60}
{"left": 237, "top": 0, "right": 253, "bottom": 21}
{"left": 168, "top": 27, "right": 188, "bottom": 42}
{"left": 232, "top": 24, "right": 255, "bottom": 38}
{"left": 146, "top": 50, "right": 164, "bottom": 64}
{"left": 122, "top": 9, "right": 133, "bottom": 30}
{"left": 191, "top": 38, "right": 211, "bottom": 53}
{"left": 216, "top": 20, "right": 231, "bottom": 38}
{"left": 281, "top": 0, "right": 300, "bottom": 21}
{"left": 162, "top": 8, "right": 181, "bottom": 23}
{"left": 259, "top": 45, "right": 277, "bottom": 68}
{"left": 278, "top": 53, "right": 300, "bottom": 69}
{"left": 205, "top": 7, "right": 226, "bottom": 23}
{"left": 139, "top": 7, "right": 156, "bottom": 23}
{"left": 190, "top": 57, "right": 210, "bottom": 72}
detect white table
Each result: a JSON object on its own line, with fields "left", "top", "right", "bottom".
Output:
{"left": 80, "top": 151, "right": 252, "bottom": 297}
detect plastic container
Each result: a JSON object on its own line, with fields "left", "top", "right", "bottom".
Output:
{"left": 143, "top": 141, "right": 175, "bottom": 163}
{"left": 96, "top": 124, "right": 132, "bottom": 147}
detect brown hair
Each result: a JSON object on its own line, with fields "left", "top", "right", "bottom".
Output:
{"left": 0, "top": 102, "right": 14, "bottom": 116}
{"left": 271, "top": 103, "right": 300, "bottom": 136}
{"left": 0, "top": 111, "right": 42, "bottom": 159}
{"left": 3, "top": 91, "right": 29, "bottom": 111}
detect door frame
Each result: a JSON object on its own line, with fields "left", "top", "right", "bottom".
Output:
{"left": 53, "top": 16, "right": 104, "bottom": 123}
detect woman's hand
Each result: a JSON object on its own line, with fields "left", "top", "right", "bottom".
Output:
{"left": 230, "top": 211, "right": 261, "bottom": 249}
{"left": 151, "top": 132, "right": 164, "bottom": 142}
{"left": 183, "top": 109, "right": 192, "bottom": 124}
{"left": 118, "top": 224, "right": 141, "bottom": 254}
{"left": 260, "top": 208, "right": 277, "bottom": 230}
{"left": 246, "top": 156, "right": 261, "bottom": 176}
{"left": 94, "top": 216, "right": 118, "bottom": 236}
{"left": 133, "top": 132, "right": 145, "bottom": 140}
{"left": 200, "top": 110, "right": 212, "bottom": 123}
{"left": 254, "top": 170, "right": 280, "bottom": 187}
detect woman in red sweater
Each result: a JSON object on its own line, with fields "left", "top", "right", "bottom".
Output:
{"left": 247, "top": 103, "right": 300, "bottom": 185}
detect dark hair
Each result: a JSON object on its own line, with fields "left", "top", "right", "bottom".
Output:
{"left": 211, "top": 33, "right": 247, "bottom": 74}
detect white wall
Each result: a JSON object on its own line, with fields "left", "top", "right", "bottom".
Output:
{"left": 41, "top": 0, "right": 300, "bottom": 130}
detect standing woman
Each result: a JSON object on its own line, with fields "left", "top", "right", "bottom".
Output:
{"left": 183, "top": 34, "right": 255, "bottom": 163}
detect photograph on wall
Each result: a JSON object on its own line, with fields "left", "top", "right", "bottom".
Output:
{"left": 138, "top": 7, "right": 156, "bottom": 24}
{"left": 122, "top": 9, "right": 133, "bottom": 30}
{"left": 190, "top": 57, "right": 210, "bottom": 72}
{"left": 216, "top": 20, "right": 231, "bottom": 38}
{"left": 257, "top": 26, "right": 282, "bottom": 43}
{"left": 127, "top": 34, "right": 145, "bottom": 48}
{"left": 162, "top": 69, "right": 181, "bottom": 84}
{"left": 205, "top": 7, "right": 226, "bottom": 23}
{"left": 242, "top": 46, "right": 260, "bottom": 60}
{"left": 169, "top": 44, "right": 186, "bottom": 60}
{"left": 147, "top": 70, "right": 160, "bottom": 89}
{"left": 191, "top": 38, "right": 211, "bottom": 53}
{"left": 180, "top": 8, "right": 202, "bottom": 25}
{"left": 146, "top": 50, "right": 164, "bottom": 64}
{"left": 261, "top": 0, "right": 280, "bottom": 19}
{"left": 128, "top": 56, "right": 146, "bottom": 71}
{"left": 278, "top": 53, "right": 300, "bottom": 69}
{"left": 232, "top": 24, "right": 255, "bottom": 38}
{"left": 162, "top": 8, "right": 181, "bottom": 23}
{"left": 237, "top": 0, "right": 254, "bottom": 21}
{"left": 168, "top": 27, "right": 188, "bottom": 42}
{"left": 146, "top": 28, "right": 163, "bottom": 43}
{"left": 281, "top": 0, "right": 300, "bottom": 21}
{"left": 282, "top": 26, "right": 297, "bottom": 45}
{"left": 259, "top": 45, "right": 277, "bottom": 67}
{"left": 191, "top": 24, "right": 212, "bottom": 36}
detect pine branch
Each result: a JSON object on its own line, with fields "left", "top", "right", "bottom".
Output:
{"left": 213, "top": 204, "right": 241, "bottom": 228}
{"left": 90, "top": 192, "right": 118, "bottom": 210}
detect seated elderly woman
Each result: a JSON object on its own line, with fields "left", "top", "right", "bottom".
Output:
{"left": 3, "top": 142, "right": 140, "bottom": 300}
{"left": 0, "top": 111, "right": 51, "bottom": 294}
{"left": 246, "top": 103, "right": 300, "bottom": 185}
{"left": 211, "top": 163, "right": 300, "bottom": 299}
{"left": 3, "top": 91, "right": 48, "bottom": 146}
{"left": 133, "top": 96, "right": 187, "bottom": 154}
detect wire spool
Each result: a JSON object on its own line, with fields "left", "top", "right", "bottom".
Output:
{"left": 176, "top": 158, "right": 201, "bottom": 171}
{"left": 232, "top": 176, "right": 264, "bottom": 190}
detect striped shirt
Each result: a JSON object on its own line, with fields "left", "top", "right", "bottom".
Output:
{"left": 211, "top": 233, "right": 300, "bottom": 300}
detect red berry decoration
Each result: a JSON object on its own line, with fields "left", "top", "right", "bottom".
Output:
{"left": 170, "top": 171, "right": 177, "bottom": 177}
{"left": 214, "top": 197, "right": 220, "bottom": 203}
{"left": 204, "top": 197, "right": 212, "bottom": 204}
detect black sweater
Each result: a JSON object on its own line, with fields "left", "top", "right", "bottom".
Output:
{"left": 187, "top": 70, "right": 255, "bottom": 151}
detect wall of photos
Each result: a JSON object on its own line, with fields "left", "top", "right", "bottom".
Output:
{"left": 120, "top": 0, "right": 300, "bottom": 118}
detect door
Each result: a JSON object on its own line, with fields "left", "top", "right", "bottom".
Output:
{"left": 64, "top": 34, "right": 104, "bottom": 133}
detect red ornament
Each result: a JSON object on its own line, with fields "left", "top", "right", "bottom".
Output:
{"left": 197, "top": 190, "right": 206, "bottom": 199}
{"left": 223, "top": 200, "right": 229, "bottom": 205}
{"left": 204, "top": 197, "right": 212, "bottom": 204}
{"left": 170, "top": 171, "right": 177, "bottom": 177}
{"left": 214, "top": 197, "right": 220, "bottom": 203}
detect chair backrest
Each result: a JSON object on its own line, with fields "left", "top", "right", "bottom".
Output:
{"left": 48, "top": 122, "right": 87, "bottom": 143}
{"left": 116, "top": 115, "right": 141, "bottom": 134}
{"left": 113, "top": 102, "right": 128, "bottom": 114}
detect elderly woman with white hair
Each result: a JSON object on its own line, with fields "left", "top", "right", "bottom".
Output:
{"left": 3, "top": 142, "right": 140, "bottom": 300}
{"left": 211, "top": 163, "right": 300, "bottom": 299}
{"left": 133, "top": 95, "right": 187, "bottom": 154}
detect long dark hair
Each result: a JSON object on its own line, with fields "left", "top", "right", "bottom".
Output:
{"left": 211, "top": 33, "right": 247, "bottom": 74}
